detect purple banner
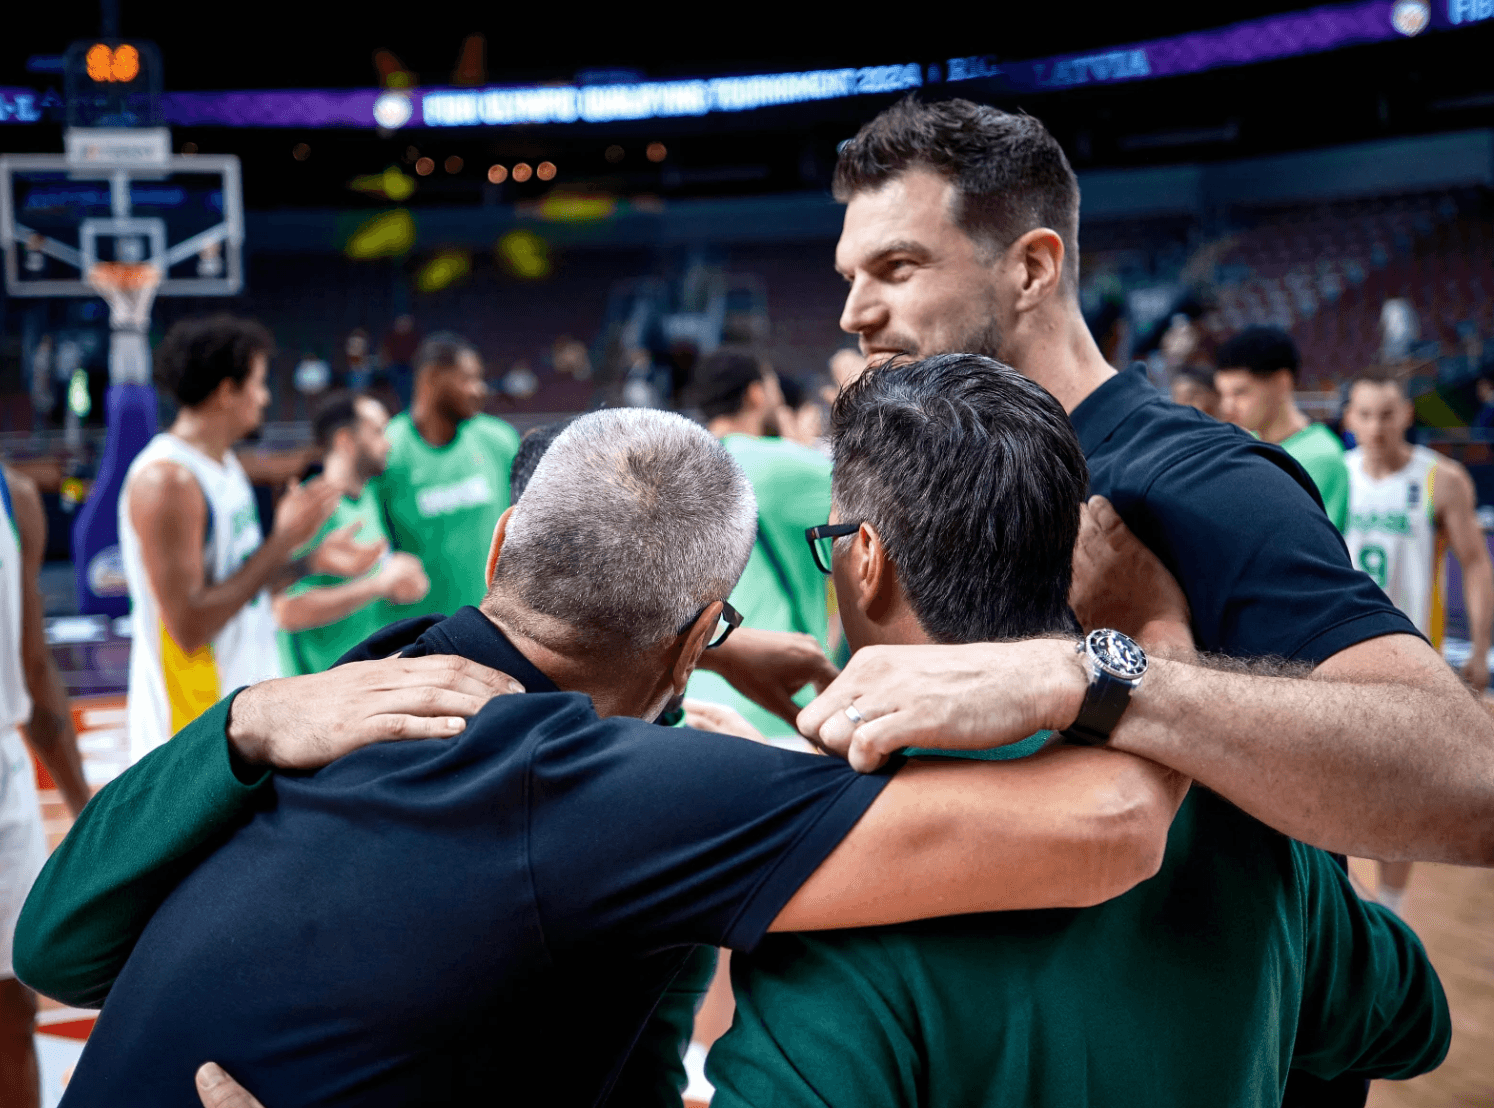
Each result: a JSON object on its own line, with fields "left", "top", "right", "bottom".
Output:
{"left": 3, "top": 1, "right": 1488, "bottom": 128}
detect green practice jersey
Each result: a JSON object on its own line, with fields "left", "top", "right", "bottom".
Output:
{"left": 374, "top": 411, "right": 520, "bottom": 620}
{"left": 687, "top": 435, "right": 832, "bottom": 738}
{"left": 709, "top": 782, "right": 1448, "bottom": 1108}
{"left": 1282, "top": 422, "right": 1349, "bottom": 532}
{"left": 277, "top": 487, "right": 393, "bottom": 675}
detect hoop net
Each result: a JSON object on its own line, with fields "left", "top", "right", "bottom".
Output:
{"left": 87, "top": 262, "right": 162, "bottom": 333}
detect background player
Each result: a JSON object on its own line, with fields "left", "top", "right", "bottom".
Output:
{"left": 0, "top": 463, "right": 88, "bottom": 1108}
{"left": 274, "top": 392, "right": 429, "bottom": 675}
{"left": 1342, "top": 366, "right": 1494, "bottom": 912}
{"left": 375, "top": 333, "right": 520, "bottom": 621}
{"left": 1215, "top": 326, "right": 1350, "bottom": 531}
{"left": 120, "top": 316, "right": 382, "bottom": 759}
{"left": 686, "top": 348, "right": 835, "bottom": 740}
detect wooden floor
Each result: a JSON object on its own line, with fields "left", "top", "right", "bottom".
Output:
{"left": 1349, "top": 858, "right": 1494, "bottom": 1107}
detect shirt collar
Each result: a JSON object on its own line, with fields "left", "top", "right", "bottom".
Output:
{"left": 1069, "top": 363, "right": 1160, "bottom": 457}
{"left": 415, "top": 606, "right": 560, "bottom": 694}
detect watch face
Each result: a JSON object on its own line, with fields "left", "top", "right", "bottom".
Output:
{"left": 1088, "top": 629, "right": 1148, "bottom": 681}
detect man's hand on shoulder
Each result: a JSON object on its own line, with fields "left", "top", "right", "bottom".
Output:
{"left": 197, "top": 1063, "right": 263, "bottom": 1108}
{"left": 798, "top": 640, "right": 1089, "bottom": 773}
{"left": 1070, "top": 495, "right": 1195, "bottom": 659}
{"left": 227, "top": 655, "right": 525, "bottom": 769}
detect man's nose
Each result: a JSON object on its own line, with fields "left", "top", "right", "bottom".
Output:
{"left": 839, "top": 275, "right": 886, "bottom": 340}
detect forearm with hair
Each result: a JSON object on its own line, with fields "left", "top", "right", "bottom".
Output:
{"left": 1111, "top": 649, "right": 1494, "bottom": 863}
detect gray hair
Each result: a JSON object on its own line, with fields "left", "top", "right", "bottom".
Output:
{"left": 492, "top": 409, "right": 757, "bottom": 650}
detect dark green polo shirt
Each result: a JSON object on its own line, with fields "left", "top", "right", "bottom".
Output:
{"left": 707, "top": 782, "right": 1449, "bottom": 1108}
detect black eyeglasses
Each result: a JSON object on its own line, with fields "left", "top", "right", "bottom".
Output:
{"left": 805, "top": 522, "right": 862, "bottom": 575}
{"left": 677, "top": 599, "right": 744, "bottom": 648}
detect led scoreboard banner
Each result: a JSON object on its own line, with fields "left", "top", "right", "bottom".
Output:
{"left": 2, "top": 0, "right": 1490, "bottom": 131}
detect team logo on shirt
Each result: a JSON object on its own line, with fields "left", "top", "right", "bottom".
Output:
{"left": 1348, "top": 510, "right": 1412, "bottom": 536}
{"left": 416, "top": 474, "right": 494, "bottom": 517}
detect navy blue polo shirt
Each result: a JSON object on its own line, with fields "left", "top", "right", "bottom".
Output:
{"left": 62, "top": 608, "right": 888, "bottom": 1108}
{"left": 1072, "top": 367, "right": 1417, "bottom": 662}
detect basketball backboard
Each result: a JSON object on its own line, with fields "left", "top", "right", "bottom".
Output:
{"left": 0, "top": 142, "right": 243, "bottom": 299}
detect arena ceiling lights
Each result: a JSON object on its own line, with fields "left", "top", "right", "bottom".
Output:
{"left": 3, "top": 0, "right": 1490, "bottom": 132}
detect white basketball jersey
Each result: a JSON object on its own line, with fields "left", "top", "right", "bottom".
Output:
{"left": 119, "top": 434, "right": 282, "bottom": 760}
{"left": 0, "top": 471, "right": 32, "bottom": 734}
{"left": 1343, "top": 445, "right": 1446, "bottom": 646}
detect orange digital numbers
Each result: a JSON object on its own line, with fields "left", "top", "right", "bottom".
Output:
{"left": 85, "top": 43, "right": 141, "bottom": 83}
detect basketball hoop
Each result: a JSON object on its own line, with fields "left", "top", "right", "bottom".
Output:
{"left": 87, "top": 262, "right": 161, "bottom": 386}
{"left": 87, "top": 261, "right": 161, "bottom": 333}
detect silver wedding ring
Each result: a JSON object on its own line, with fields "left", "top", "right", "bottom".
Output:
{"left": 844, "top": 704, "right": 866, "bottom": 725}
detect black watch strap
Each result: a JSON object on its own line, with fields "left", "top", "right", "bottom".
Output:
{"left": 1061, "top": 668, "right": 1135, "bottom": 747}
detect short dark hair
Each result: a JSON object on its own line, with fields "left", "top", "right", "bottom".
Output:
{"left": 311, "top": 389, "right": 362, "bottom": 450}
{"left": 1348, "top": 365, "right": 1407, "bottom": 396}
{"left": 155, "top": 315, "right": 273, "bottom": 407}
{"left": 688, "top": 347, "right": 769, "bottom": 420}
{"left": 1216, "top": 326, "right": 1301, "bottom": 382}
{"left": 831, "top": 353, "right": 1087, "bottom": 643}
{"left": 415, "top": 331, "right": 479, "bottom": 373}
{"left": 510, "top": 418, "right": 576, "bottom": 502}
{"left": 834, "top": 98, "right": 1081, "bottom": 286}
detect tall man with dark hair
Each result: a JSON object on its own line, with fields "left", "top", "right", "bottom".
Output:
{"left": 1215, "top": 325, "right": 1350, "bottom": 530}
{"left": 374, "top": 332, "right": 520, "bottom": 621}
{"left": 710, "top": 355, "right": 1449, "bottom": 1107}
{"left": 120, "top": 316, "right": 380, "bottom": 758}
{"left": 686, "top": 348, "right": 837, "bottom": 739}
{"left": 274, "top": 392, "right": 429, "bottom": 675}
{"left": 812, "top": 99, "right": 1494, "bottom": 1105}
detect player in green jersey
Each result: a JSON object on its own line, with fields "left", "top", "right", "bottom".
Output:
{"left": 685, "top": 349, "right": 835, "bottom": 740}
{"left": 373, "top": 334, "right": 521, "bottom": 621}
{"left": 274, "top": 393, "right": 428, "bottom": 675}
{"left": 1215, "top": 326, "right": 1350, "bottom": 531}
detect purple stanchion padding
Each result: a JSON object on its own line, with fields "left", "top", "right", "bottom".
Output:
{"left": 73, "top": 383, "right": 157, "bottom": 619}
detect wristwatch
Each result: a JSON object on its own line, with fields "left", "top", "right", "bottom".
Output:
{"left": 1061, "top": 629, "right": 1148, "bottom": 746}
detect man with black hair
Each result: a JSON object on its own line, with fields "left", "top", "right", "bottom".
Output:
{"left": 708, "top": 355, "right": 1449, "bottom": 1108}
{"left": 274, "top": 392, "right": 429, "bottom": 675}
{"left": 816, "top": 98, "right": 1494, "bottom": 1106}
{"left": 686, "top": 348, "right": 837, "bottom": 739}
{"left": 120, "top": 316, "right": 381, "bottom": 758}
{"left": 1215, "top": 325, "right": 1349, "bottom": 530}
{"left": 374, "top": 332, "right": 520, "bottom": 621}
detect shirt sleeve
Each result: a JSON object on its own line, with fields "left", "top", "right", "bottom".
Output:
{"left": 13, "top": 693, "right": 270, "bottom": 1007}
{"left": 526, "top": 709, "right": 889, "bottom": 954}
{"left": 1133, "top": 437, "right": 1418, "bottom": 663}
{"left": 1290, "top": 845, "right": 1451, "bottom": 1080}
{"left": 707, "top": 933, "right": 918, "bottom": 1108}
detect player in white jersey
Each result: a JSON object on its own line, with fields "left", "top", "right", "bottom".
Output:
{"left": 1342, "top": 368, "right": 1494, "bottom": 914}
{"left": 0, "top": 465, "right": 89, "bottom": 1108}
{"left": 121, "top": 317, "right": 383, "bottom": 760}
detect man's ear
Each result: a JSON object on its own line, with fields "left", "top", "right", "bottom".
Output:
{"left": 669, "top": 600, "right": 720, "bottom": 695}
{"left": 743, "top": 379, "right": 766, "bottom": 414}
{"left": 485, "top": 506, "right": 517, "bottom": 587}
{"left": 847, "top": 522, "right": 896, "bottom": 621}
{"left": 1009, "top": 227, "right": 1065, "bottom": 312}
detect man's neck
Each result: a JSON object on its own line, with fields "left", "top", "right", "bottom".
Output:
{"left": 169, "top": 409, "right": 238, "bottom": 463}
{"left": 706, "top": 411, "right": 764, "bottom": 439}
{"left": 1360, "top": 440, "right": 1415, "bottom": 479}
{"left": 410, "top": 396, "right": 459, "bottom": 448}
{"left": 321, "top": 451, "right": 365, "bottom": 498}
{"left": 1258, "top": 402, "right": 1312, "bottom": 446}
{"left": 1008, "top": 307, "right": 1117, "bottom": 415}
{"left": 477, "top": 596, "right": 672, "bottom": 719}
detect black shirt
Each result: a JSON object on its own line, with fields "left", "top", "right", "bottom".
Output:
{"left": 1072, "top": 366, "right": 1418, "bottom": 662}
{"left": 64, "top": 608, "right": 888, "bottom": 1107}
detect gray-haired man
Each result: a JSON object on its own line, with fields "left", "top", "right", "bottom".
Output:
{"left": 21, "top": 409, "right": 1183, "bottom": 1108}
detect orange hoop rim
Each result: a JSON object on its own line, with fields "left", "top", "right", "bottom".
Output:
{"left": 88, "top": 262, "right": 162, "bottom": 291}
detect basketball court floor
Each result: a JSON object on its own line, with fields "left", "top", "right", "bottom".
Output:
{"left": 23, "top": 697, "right": 1494, "bottom": 1107}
